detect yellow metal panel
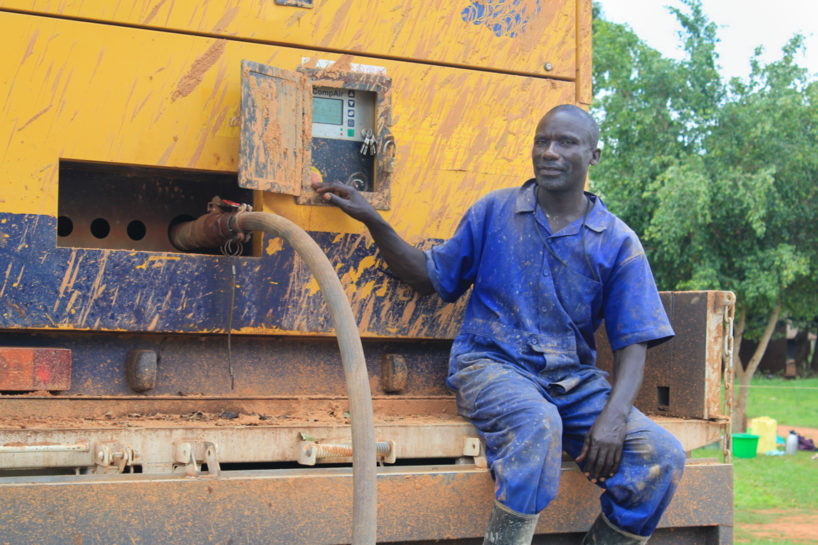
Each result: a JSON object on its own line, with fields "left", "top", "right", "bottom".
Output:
{"left": 0, "top": 0, "right": 584, "bottom": 79}
{"left": 0, "top": 11, "right": 576, "bottom": 241}
{"left": 575, "top": 0, "right": 593, "bottom": 107}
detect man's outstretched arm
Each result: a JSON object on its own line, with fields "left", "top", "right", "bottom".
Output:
{"left": 312, "top": 181, "right": 435, "bottom": 294}
{"left": 576, "top": 342, "right": 647, "bottom": 483}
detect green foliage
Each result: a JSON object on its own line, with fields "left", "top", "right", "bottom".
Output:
{"left": 591, "top": 0, "right": 818, "bottom": 340}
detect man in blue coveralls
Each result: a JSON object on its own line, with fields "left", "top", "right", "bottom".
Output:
{"left": 313, "top": 104, "right": 685, "bottom": 545}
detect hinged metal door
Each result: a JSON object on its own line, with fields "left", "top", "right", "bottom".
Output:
{"left": 239, "top": 60, "right": 311, "bottom": 195}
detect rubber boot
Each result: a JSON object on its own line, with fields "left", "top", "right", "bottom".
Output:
{"left": 581, "top": 513, "right": 650, "bottom": 545}
{"left": 483, "top": 500, "right": 539, "bottom": 545}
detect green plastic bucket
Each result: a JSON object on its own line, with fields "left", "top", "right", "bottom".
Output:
{"left": 732, "top": 433, "right": 760, "bottom": 458}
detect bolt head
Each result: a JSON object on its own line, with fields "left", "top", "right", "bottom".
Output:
{"left": 544, "top": 62, "right": 553, "bottom": 71}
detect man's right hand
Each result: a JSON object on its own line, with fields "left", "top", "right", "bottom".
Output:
{"left": 311, "top": 180, "right": 379, "bottom": 225}
{"left": 310, "top": 178, "right": 434, "bottom": 294}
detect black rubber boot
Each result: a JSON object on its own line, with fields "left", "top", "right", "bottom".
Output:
{"left": 482, "top": 500, "right": 539, "bottom": 545}
{"left": 581, "top": 513, "right": 650, "bottom": 545}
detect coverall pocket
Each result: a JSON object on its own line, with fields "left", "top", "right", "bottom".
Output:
{"left": 552, "top": 263, "right": 602, "bottom": 329}
{"left": 448, "top": 358, "right": 506, "bottom": 415}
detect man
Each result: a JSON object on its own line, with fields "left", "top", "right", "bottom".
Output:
{"left": 313, "top": 104, "right": 685, "bottom": 545}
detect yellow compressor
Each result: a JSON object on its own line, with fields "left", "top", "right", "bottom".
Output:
{"left": 0, "top": 1, "right": 734, "bottom": 543}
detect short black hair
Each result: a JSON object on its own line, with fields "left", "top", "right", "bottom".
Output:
{"left": 545, "top": 104, "right": 600, "bottom": 148}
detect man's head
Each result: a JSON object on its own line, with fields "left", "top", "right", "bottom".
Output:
{"left": 531, "top": 104, "right": 601, "bottom": 193}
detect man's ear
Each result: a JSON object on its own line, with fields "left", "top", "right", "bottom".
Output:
{"left": 589, "top": 147, "right": 601, "bottom": 165}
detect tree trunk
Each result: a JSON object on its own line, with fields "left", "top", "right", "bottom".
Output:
{"left": 812, "top": 336, "right": 818, "bottom": 374}
{"left": 793, "top": 328, "right": 810, "bottom": 376}
{"left": 732, "top": 300, "right": 781, "bottom": 433}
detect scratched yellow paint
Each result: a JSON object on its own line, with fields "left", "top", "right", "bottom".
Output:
{"left": 342, "top": 255, "right": 378, "bottom": 285}
{"left": 264, "top": 237, "right": 284, "bottom": 256}
{"left": 0, "top": 0, "right": 587, "bottom": 80}
{"left": 135, "top": 256, "right": 182, "bottom": 270}
{"left": 0, "top": 9, "right": 582, "bottom": 241}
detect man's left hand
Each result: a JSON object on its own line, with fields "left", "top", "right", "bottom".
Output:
{"left": 575, "top": 409, "right": 627, "bottom": 483}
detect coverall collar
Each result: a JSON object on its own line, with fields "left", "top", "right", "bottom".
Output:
{"left": 514, "top": 179, "right": 608, "bottom": 235}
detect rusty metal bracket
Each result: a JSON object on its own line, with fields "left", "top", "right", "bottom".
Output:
{"left": 463, "top": 437, "right": 481, "bottom": 457}
{"left": 94, "top": 441, "right": 135, "bottom": 473}
{"left": 298, "top": 440, "right": 396, "bottom": 466}
{"left": 174, "top": 441, "right": 220, "bottom": 477}
{"left": 721, "top": 292, "right": 736, "bottom": 463}
{"left": 463, "top": 437, "right": 487, "bottom": 468}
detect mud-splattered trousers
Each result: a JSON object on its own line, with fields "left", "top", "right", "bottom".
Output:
{"left": 424, "top": 180, "right": 681, "bottom": 537}
{"left": 449, "top": 357, "right": 685, "bottom": 536}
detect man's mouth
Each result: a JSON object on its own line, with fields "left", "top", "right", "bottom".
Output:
{"left": 536, "top": 164, "right": 564, "bottom": 174}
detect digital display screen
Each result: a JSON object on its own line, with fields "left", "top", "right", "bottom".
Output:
{"left": 313, "top": 97, "right": 343, "bottom": 125}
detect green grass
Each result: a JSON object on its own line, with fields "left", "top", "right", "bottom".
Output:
{"left": 732, "top": 451, "right": 818, "bottom": 511}
{"left": 744, "top": 375, "right": 818, "bottom": 428}
{"left": 693, "top": 375, "right": 818, "bottom": 544}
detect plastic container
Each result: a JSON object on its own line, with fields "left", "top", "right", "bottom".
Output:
{"left": 748, "top": 416, "right": 778, "bottom": 454}
{"left": 732, "top": 433, "right": 760, "bottom": 458}
{"left": 785, "top": 431, "right": 799, "bottom": 455}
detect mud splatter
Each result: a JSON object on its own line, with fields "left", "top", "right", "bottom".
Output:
{"left": 21, "top": 30, "right": 38, "bottom": 64}
{"left": 16, "top": 105, "right": 52, "bottom": 132}
{"left": 171, "top": 40, "right": 226, "bottom": 102}
{"left": 142, "top": 0, "right": 168, "bottom": 25}
{"left": 212, "top": 5, "right": 240, "bottom": 33}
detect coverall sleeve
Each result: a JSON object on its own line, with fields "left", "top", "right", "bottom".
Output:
{"left": 602, "top": 233, "right": 674, "bottom": 351}
{"left": 424, "top": 203, "right": 486, "bottom": 303}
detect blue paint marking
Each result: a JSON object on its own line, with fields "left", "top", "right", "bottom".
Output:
{"left": 0, "top": 212, "right": 463, "bottom": 338}
{"left": 461, "top": 0, "right": 541, "bottom": 38}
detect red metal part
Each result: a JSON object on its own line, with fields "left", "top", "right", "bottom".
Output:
{"left": 0, "top": 347, "right": 71, "bottom": 391}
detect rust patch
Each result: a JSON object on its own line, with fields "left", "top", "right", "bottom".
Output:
{"left": 0, "top": 397, "right": 459, "bottom": 423}
{"left": 171, "top": 40, "right": 226, "bottom": 102}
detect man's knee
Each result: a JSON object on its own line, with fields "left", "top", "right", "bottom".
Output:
{"left": 653, "top": 432, "right": 685, "bottom": 478}
{"left": 633, "top": 429, "right": 685, "bottom": 490}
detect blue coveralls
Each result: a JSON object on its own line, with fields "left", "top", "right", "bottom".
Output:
{"left": 424, "top": 180, "right": 685, "bottom": 537}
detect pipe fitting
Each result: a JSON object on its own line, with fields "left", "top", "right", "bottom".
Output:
{"left": 169, "top": 197, "right": 253, "bottom": 252}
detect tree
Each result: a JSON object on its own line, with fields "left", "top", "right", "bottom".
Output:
{"left": 591, "top": 0, "right": 818, "bottom": 431}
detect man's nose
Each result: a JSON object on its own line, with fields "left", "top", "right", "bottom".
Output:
{"left": 540, "top": 141, "right": 559, "bottom": 158}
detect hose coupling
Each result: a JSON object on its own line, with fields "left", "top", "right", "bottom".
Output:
{"left": 169, "top": 196, "right": 253, "bottom": 252}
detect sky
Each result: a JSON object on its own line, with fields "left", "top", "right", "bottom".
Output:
{"left": 594, "top": 0, "right": 818, "bottom": 81}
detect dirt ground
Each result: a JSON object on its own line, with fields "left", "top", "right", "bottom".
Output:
{"left": 740, "top": 510, "right": 818, "bottom": 543}
{"left": 739, "top": 426, "right": 818, "bottom": 544}
{"left": 776, "top": 425, "right": 818, "bottom": 443}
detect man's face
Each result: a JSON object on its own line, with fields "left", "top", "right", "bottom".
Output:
{"left": 531, "top": 110, "right": 600, "bottom": 193}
